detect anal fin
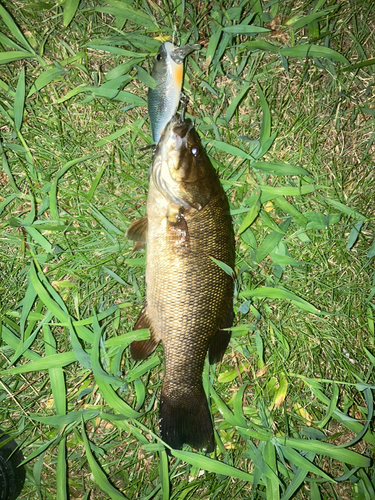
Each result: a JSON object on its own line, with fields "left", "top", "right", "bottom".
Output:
{"left": 130, "top": 304, "right": 159, "bottom": 360}
{"left": 208, "top": 306, "right": 233, "bottom": 364}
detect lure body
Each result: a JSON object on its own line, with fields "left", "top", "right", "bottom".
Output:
{"left": 148, "top": 42, "right": 199, "bottom": 144}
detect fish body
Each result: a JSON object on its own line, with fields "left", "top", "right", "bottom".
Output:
{"left": 148, "top": 42, "right": 200, "bottom": 144}
{"left": 127, "top": 116, "right": 234, "bottom": 452}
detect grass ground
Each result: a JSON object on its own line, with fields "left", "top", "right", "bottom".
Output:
{"left": 0, "top": 0, "right": 374, "bottom": 499}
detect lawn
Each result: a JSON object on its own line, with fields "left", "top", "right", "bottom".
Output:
{"left": 0, "top": 0, "right": 374, "bottom": 499}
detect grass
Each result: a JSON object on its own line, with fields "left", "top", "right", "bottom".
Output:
{"left": 0, "top": 0, "right": 374, "bottom": 498}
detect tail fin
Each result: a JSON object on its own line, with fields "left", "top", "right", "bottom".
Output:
{"left": 159, "top": 383, "right": 214, "bottom": 453}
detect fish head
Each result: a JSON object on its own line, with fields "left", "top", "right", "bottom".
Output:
{"left": 152, "top": 115, "right": 219, "bottom": 210}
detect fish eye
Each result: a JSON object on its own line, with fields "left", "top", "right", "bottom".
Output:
{"left": 191, "top": 146, "right": 199, "bottom": 157}
{"left": 156, "top": 53, "right": 162, "bottom": 61}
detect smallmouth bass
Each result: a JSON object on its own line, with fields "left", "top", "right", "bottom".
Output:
{"left": 127, "top": 115, "right": 234, "bottom": 452}
{"left": 148, "top": 42, "right": 200, "bottom": 144}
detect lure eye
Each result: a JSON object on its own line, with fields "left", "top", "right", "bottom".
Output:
{"left": 191, "top": 146, "right": 199, "bottom": 157}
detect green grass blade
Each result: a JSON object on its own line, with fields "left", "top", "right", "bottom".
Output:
{"left": 240, "top": 286, "right": 322, "bottom": 315}
{"left": 280, "top": 463, "right": 309, "bottom": 500}
{"left": 1, "top": 324, "right": 41, "bottom": 361}
{"left": 257, "top": 83, "right": 271, "bottom": 146}
{"left": 125, "top": 356, "right": 160, "bottom": 383}
{"left": 357, "top": 469, "right": 375, "bottom": 499}
{"left": 24, "top": 226, "right": 53, "bottom": 254}
{"left": 241, "top": 40, "right": 279, "bottom": 53}
{"left": 232, "top": 384, "right": 248, "bottom": 427}
{"left": 28, "top": 262, "right": 70, "bottom": 324}
{"left": 255, "top": 219, "right": 290, "bottom": 263}
{"left": 28, "top": 67, "right": 67, "bottom": 97}
{"left": 1, "top": 352, "right": 77, "bottom": 375}
{"left": 367, "top": 240, "right": 375, "bottom": 260}
{"left": 63, "top": 0, "right": 80, "bottom": 27}
{"left": 263, "top": 441, "right": 280, "bottom": 500}
{"left": 50, "top": 156, "right": 92, "bottom": 222}
{"left": 0, "top": 142, "right": 20, "bottom": 193}
{"left": 289, "top": 7, "right": 339, "bottom": 30}
{"left": 346, "top": 221, "right": 363, "bottom": 250}
{"left": 105, "top": 328, "right": 150, "bottom": 348}
{"left": 96, "top": 1, "right": 157, "bottom": 30}
{"left": 0, "top": 4, "right": 34, "bottom": 52}
{"left": 225, "top": 82, "right": 251, "bottom": 123}
{"left": 323, "top": 197, "right": 366, "bottom": 221}
{"left": 280, "top": 45, "right": 349, "bottom": 64}
{"left": 134, "top": 64, "right": 156, "bottom": 89}
{"left": 279, "top": 445, "right": 333, "bottom": 482}
{"left": 209, "top": 256, "right": 235, "bottom": 278}
{"left": 90, "top": 206, "right": 123, "bottom": 235}
{"left": 159, "top": 449, "right": 170, "bottom": 500}
{"left": 260, "top": 184, "right": 319, "bottom": 196}
{"left": 318, "top": 383, "right": 339, "bottom": 428}
{"left": 91, "top": 313, "right": 126, "bottom": 388}
{"left": 238, "top": 425, "right": 273, "bottom": 442}
{"left": 0, "top": 32, "right": 25, "bottom": 51}
{"left": 57, "top": 438, "right": 68, "bottom": 500}
{"left": 43, "top": 324, "right": 67, "bottom": 416}
{"left": 207, "top": 139, "right": 253, "bottom": 160}
{"left": 273, "top": 197, "right": 307, "bottom": 226}
{"left": 19, "top": 277, "right": 37, "bottom": 339}
{"left": 336, "top": 388, "right": 373, "bottom": 449}
{"left": 14, "top": 66, "right": 25, "bottom": 131}
{"left": 87, "top": 166, "right": 105, "bottom": 202}
{"left": 30, "top": 410, "right": 99, "bottom": 426}
{"left": 171, "top": 449, "right": 254, "bottom": 482}
{"left": 210, "top": 386, "right": 244, "bottom": 428}
{"left": 205, "top": 24, "right": 222, "bottom": 69}
{"left": 81, "top": 421, "right": 129, "bottom": 500}
{"left": 252, "top": 162, "right": 310, "bottom": 176}
{"left": 94, "top": 375, "right": 141, "bottom": 419}
{"left": 342, "top": 57, "right": 375, "bottom": 71}
{"left": 222, "top": 25, "right": 269, "bottom": 35}
{"left": 29, "top": 263, "right": 92, "bottom": 367}
{"left": 238, "top": 191, "right": 261, "bottom": 234}
{"left": 8, "top": 300, "right": 46, "bottom": 366}
{"left": 308, "top": 385, "right": 375, "bottom": 446}
{"left": 273, "top": 437, "right": 371, "bottom": 467}
{"left": 310, "top": 482, "right": 322, "bottom": 500}
{"left": 0, "top": 50, "right": 34, "bottom": 64}
{"left": 22, "top": 435, "right": 59, "bottom": 464}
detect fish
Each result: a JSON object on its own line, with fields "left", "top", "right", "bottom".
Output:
{"left": 126, "top": 114, "right": 234, "bottom": 452}
{"left": 148, "top": 42, "right": 200, "bottom": 144}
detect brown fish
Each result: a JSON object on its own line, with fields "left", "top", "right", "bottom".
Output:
{"left": 127, "top": 115, "right": 234, "bottom": 452}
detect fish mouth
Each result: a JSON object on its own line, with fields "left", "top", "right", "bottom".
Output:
{"left": 170, "top": 44, "right": 200, "bottom": 64}
{"left": 152, "top": 115, "right": 195, "bottom": 209}
{"left": 173, "top": 117, "right": 194, "bottom": 141}
{"left": 156, "top": 115, "right": 193, "bottom": 152}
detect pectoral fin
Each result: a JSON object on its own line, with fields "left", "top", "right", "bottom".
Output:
{"left": 126, "top": 216, "right": 148, "bottom": 242}
{"left": 130, "top": 304, "right": 160, "bottom": 360}
{"left": 208, "top": 306, "right": 234, "bottom": 364}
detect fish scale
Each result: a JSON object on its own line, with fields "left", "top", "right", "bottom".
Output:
{"left": 127, "top": 115, "right": 234, "bottom": 452}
